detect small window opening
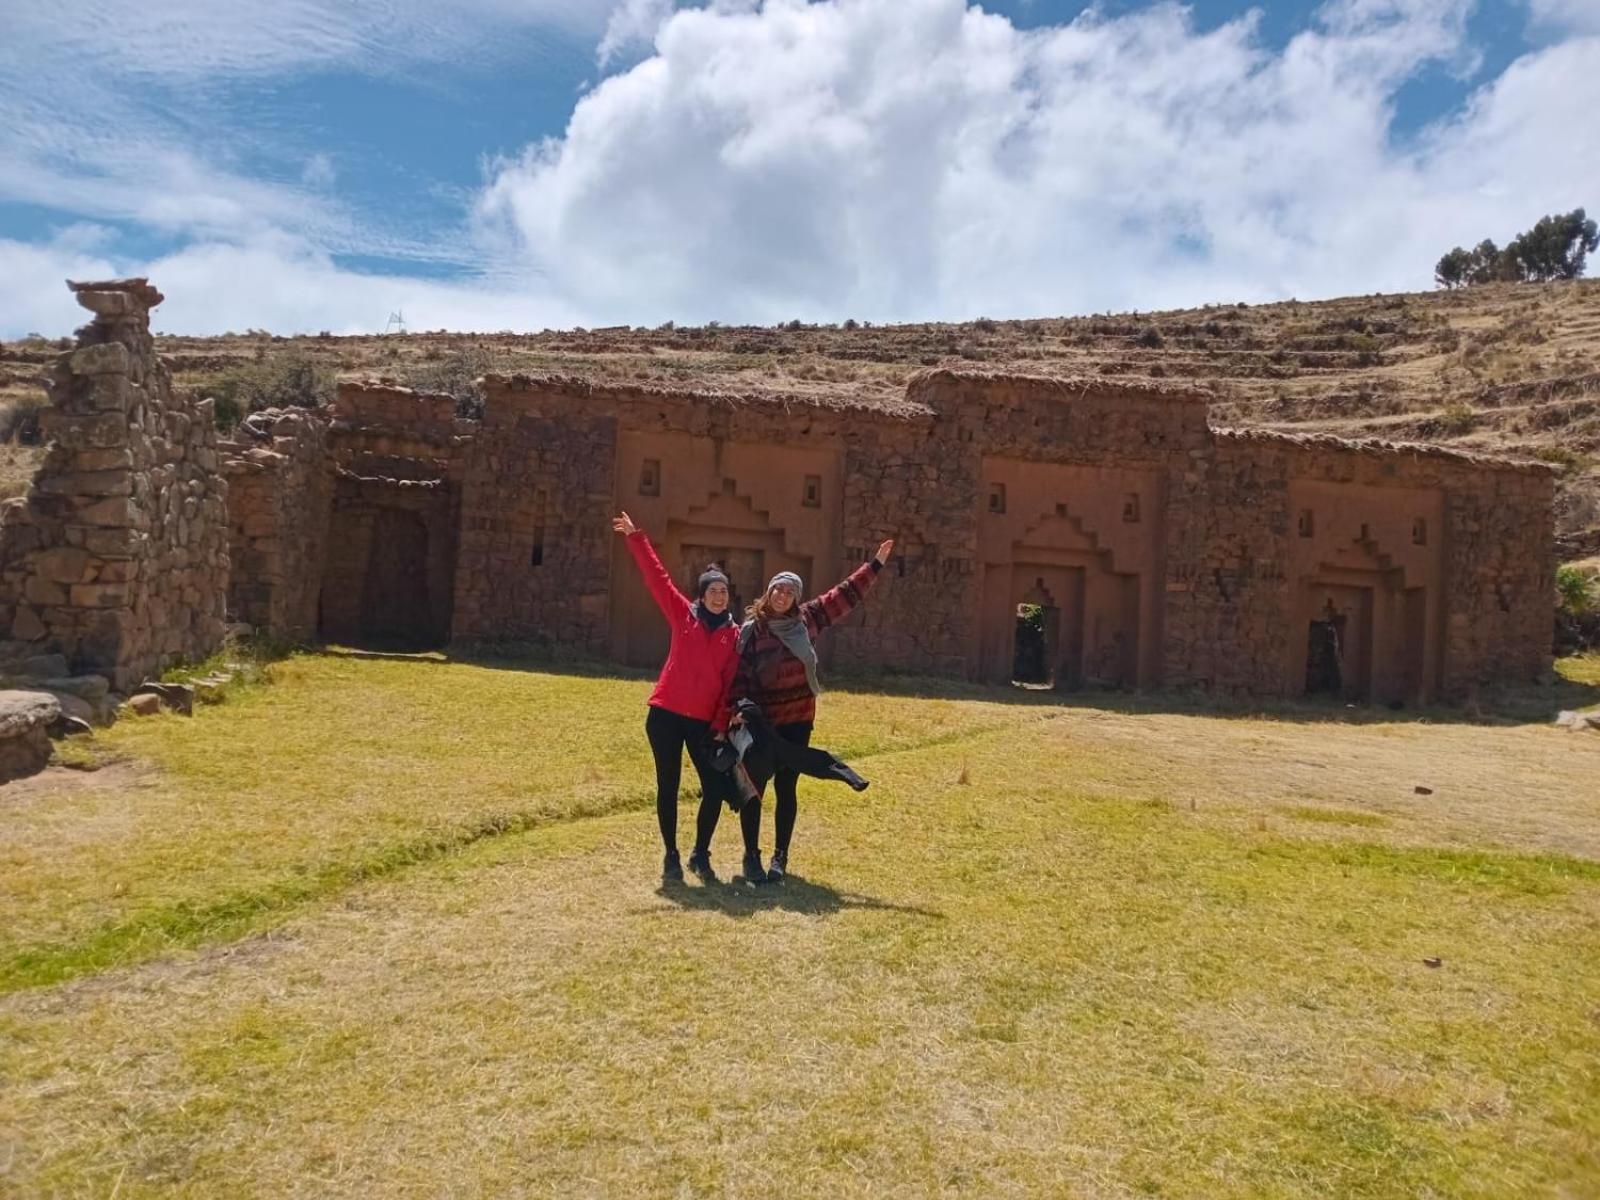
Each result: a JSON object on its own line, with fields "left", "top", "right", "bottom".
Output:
{"left": 530, "top": 491, "right": 547, "bottom": 567}
{"left": 988, "top": 483, "right": 1007, "bottom": 514}
{"left": 1411, "top": 518, "right": 1427, "bottom": 546}
{"left": 639, "top": 459, "right": 661, "bottom": 496}
{"left": 802, "top": 475, "right": 822, "bottom": 507}
{"left": 1122, "top": 493, "right": 1141, "bottom": 523}
{"left": 1297, "top": 509, "right": 1315, "bottom": 538}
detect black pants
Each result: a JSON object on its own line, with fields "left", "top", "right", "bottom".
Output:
{"left": 644, "top": 707, "right": 724, "bottom": 855}
{"left": 738, "top": 721, "right": 814, "bottom": 859}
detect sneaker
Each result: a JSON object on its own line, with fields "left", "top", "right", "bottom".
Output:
{"left": 741, "top": 851, "right": 768, "bottom": 886}
{"left": 687, "top": 848, "right": 718, "bottom": 883}
{"left": 766, "top": 851, "right": 788, "bottom": 883}
{"left": 662, "top": 850, "right": 684, "bottom": 883}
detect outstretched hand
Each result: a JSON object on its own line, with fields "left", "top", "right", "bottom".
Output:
{"left": 874, "top": 538, "right": 895, "bottom": 565}
{"left": 611, "top": 511, "right": 637, "bottom": 536}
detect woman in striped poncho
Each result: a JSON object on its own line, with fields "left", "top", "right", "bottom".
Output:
{"left": 728, "top": 538, "right": 895, "bottom": 884}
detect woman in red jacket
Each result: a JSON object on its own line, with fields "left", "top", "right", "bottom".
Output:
{"left": 730, "top": 539, "right": 894, "bottom": 884}
{"left": 613, "top": 511, "right": 741, "bottom": 884}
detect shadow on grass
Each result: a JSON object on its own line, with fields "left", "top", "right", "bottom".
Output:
{"left": 318, "top": 644, "right": 1600, "bottom": 729}
{"left": 653, "top": 875, "right": 945, "bottom": 922}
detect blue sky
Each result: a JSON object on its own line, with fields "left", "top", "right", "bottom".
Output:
{"left": 2, "top": 0, "right": 1597, "bottom": 335}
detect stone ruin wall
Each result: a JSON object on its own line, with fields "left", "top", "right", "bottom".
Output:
{"left": 319, "top": 383, "right": 474, "bottom": 646}
{"left": 0, "top": 274, "right": 1547, "bottom": 716}
{"left": 1172, "top": 432, "right": 1554, "bottom": 702}
{"left": 0, "top": 280, "right": 228, "bottom": 690}
{"left": 454, "top": 375, "right": 955, "bottom": 672}
{"left": 216, "top": 367, "right": 1555, "bottom": 708}
{"left": 220, "top": 409, "right": 331, "bottom": 643}
{"left": 450, "top": 370, "right": 1552, "bottom": 704}
{"left": 218, "top": 383, "right": 473, "bottom": 649}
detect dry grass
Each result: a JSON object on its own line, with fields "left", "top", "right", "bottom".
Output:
{"left": 0, "top": 440, "right": 43, "bottom": 499}
{"left": 1, "top": 653, "right": 1598, "bottom": 1197}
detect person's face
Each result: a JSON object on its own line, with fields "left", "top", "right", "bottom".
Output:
{"left": 702, "top": 581, "right": 730, "bottom": 613}
{"left": 767, "top": 583, "right": 797, "bottom": 615}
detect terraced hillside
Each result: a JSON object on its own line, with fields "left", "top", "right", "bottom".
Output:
{"left": 3, "top": 279, "right": 1598, "bottom": 550}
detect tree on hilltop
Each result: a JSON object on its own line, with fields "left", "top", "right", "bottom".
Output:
{"left": 1437, "top": 209, "right": 1598, "bottom": 288}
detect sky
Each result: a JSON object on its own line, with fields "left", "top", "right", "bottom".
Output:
{"left": 1, "top": 0, "right": 1597, "bottom": 336}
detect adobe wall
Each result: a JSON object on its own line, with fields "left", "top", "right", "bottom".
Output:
{"left": 220, "top": 409, "right": 332, "bottom": 642}
{"left": 0, "top": 279, "right": 228, "bottom": 689}
{"left": 903, "top": 371, "right": 1211, "bottom": 689}
{"left": 451, "top": 369, "right": 1553, "bottom": 702}
{"left": 454, "top": 377, "right": 948, "bottom": 667}
{"left": 318, "top": 383, "right": 473, "bottom": 646}
{"left": 1168, "top": 431, "right": 1553, "bottom": 702}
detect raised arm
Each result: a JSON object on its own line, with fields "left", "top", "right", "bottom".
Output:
{"left": 800, "top": 539, "right": 894, "bottom": 636}
{"left": 614, "top": 511, "right": 689, "bottom": 623}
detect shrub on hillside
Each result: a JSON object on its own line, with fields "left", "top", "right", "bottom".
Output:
{"left": 394, "top": 346, "right": 497, "bottom": 420}
{"left": 209, "top": 353, "right": 336, "bottom": 429}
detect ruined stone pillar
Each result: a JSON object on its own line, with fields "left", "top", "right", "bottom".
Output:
{"left": 0, "top": 279, "right": 229, "bottom": 690}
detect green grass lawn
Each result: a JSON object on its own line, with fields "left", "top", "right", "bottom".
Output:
{"left": 2, "top": 652, "right": 1598, "bottom": 1197}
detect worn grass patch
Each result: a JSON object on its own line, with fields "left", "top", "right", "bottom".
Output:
{"left": 1, "top": 653, "right": 1597, "bottom": 1197}
{"left": 0, "top": 652, "right": 1038, "bottom": 986}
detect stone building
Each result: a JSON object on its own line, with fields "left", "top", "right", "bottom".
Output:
{"left": 227, "top": 369, "right": 1553, "bottom": 706}
{"left": 0, "top": 278, "right": 1556, "bottom": 707}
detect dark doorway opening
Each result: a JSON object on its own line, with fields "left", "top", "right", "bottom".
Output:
{"left": 1305, "top": 617, "right": 1345, "bottom": 696}
{"left": 360, "top": 508, "right": 436, "bottom": 649}
{"left": 1012, "top": 603, "right": 1059, "bottom": 687}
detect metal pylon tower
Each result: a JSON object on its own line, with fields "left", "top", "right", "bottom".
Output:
{"left": 385, "top": 309, "right": 408, "bottom": 335}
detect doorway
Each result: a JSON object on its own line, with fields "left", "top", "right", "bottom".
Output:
{"left": 1305, "top": 615, "right": 1345, "bottom": 696}
{"left": 1012, "top": 602, "right": 1060, "bottom": 687}
{"left": 359, "top": 508, "right": 435, "bottom": 648}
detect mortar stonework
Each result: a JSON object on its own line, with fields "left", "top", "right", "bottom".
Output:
{"left": 0, "top": 280, "right": 228, "bottom": 690}
{"left": 7, "top": 279, "right": 1549, "bottom": 707}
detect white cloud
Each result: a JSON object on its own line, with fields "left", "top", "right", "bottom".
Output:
{"left": 5, "top": 0, "right": 1599, "bottom": 336}
{"left": 1525, "top": 0, "right": 1600, "bottom": 35}
{"left": 0, "top": 1, "right": 611, "bottom": 83}
{"left": 599, "top": 0, "right": 678, "bottom": 66}
{"left": 476, "top": 0, "right": 1600, "bottom": 324}
{"left": 0, "top": 233, "right": 586, "bottom": 338}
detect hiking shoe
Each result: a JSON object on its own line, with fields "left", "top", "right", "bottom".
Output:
{"left": 687, "top": 848, "right": 718, "bottom": 883}
{"left": 741, "top": 851, "right": 768, "bottom": 886}
{"left": 662, "top": 850, "right": 684, "bottom": 883}
{"left": 766, "top": 851, "right": 788, "bottom": 883}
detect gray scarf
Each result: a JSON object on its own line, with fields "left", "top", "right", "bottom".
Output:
{"left": 739, "top": 613, "right": 821, "bottom": 696}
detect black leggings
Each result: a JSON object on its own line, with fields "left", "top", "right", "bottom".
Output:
{"left": 644, "top": 706, "right": 725, "bottom": 854}
{"left": 738, "top": 722, "right": 813, "bottom": 858}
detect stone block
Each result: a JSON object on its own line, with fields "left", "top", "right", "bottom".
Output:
{"left": 69, "top": 341, "right": 131, "bottom": 374}
{"left": 122, "top": 693, "right": 161, "bottom": 717}
{"left": 23, "top": 577, "right": 67, "bottom": 607}
{"left": 37, "top": 470, "right": 132, "bottom": 498}
{"left": 69, "top": 583, "right": 130, "bottom": 609}
{"left": 11, "top": 607, "right": 48, "bottom": 642}
{"left": 80, "top": 528, "right": 136, "bottom": 558}
{"left": 77, "top": 496, "right": 137, "bottom": 527}
{"left": 88, "top": 375, "right": 130, "bottom": 412}
{"left": 70, "top": 447, "right": 134, "bottom": 472}
{"left": 34, "top": 547, "right": 95, "bottom": 585}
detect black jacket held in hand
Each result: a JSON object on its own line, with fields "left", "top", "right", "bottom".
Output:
{"left": 709, "top": 699, "right": 869, "bottom": 806}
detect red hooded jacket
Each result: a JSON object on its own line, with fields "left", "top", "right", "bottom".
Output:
{"left": 627, "top": 532, "right": 739, "bottom": 731}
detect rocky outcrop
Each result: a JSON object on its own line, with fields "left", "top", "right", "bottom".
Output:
{"left": 0, "top": 690, "right": 60, "bottom": 780}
